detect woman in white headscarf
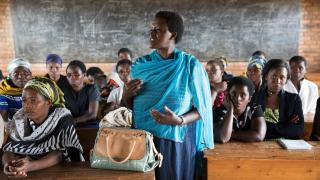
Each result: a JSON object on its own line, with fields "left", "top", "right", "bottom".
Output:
{"left": 0, "top": 58, "right": 32, "bottom": 122}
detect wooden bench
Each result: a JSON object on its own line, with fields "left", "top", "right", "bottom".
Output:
{"left": 204, "top": 141, "right": 320, "bottom": 180}
{"left": 0, "top": 162, "right": 155, "bottom": 179}
{"left": 76, "top": 128, "right": 99, "bottom": 161}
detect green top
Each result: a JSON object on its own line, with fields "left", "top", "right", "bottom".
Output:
{"left": 264, "top": 108, "right": 279, "bottom": 124}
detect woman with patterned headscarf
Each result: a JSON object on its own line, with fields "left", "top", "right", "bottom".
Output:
{"left": 246, "top": 56, "right": 267, "bottom": 92}
{"left": 0, "top": 58, "right": 32, "bottom": 122}
{"left": 2, "top": 77, "right": 83, "bottom": 178}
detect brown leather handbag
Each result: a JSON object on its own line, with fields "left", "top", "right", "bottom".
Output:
{"left": 90, "top": 127, "right": 163, "bottom": 172}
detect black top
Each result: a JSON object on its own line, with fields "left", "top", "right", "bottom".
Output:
{"left": 213, "top": 104, "right": 263, "bottom": 132}
{"left": 310, "top": 97, "right": 320, "bottom": 140}
{"left": 251, "top": 88, "right": 304, "bottom": 139}
{"left": 222, "top": 72, "right": 234, "bottom": 82}
{"left": 60, "top": 83, "right": 100, "bottom": 118}
{"left": 45, "top": 74, "right": 68, "bottom": 90}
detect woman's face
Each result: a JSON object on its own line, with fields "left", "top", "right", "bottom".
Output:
{"left": 22, "top": 88, "right": 51, "bottom": 124}
{"left": 149, "top": 17, "right": 174, "bottom": 49}
{"left": 290, "top": 61, "right": 306, "bottom": 81}
{"left": 10, "top": 67, "right": 32, "bottom": 88}
{"left": 117, "top": 64, "right": 131, "bottom": 83}
{"left": 229, "top": 84, "right": 251, "bottom": 114}
{"left": 265, "top": 67, "right": 288, "bottom": 94}
{"left": 66, "top": 66, "right": 85, "bottom": 88}
{"left": 205, "top": 63, "right": 223, "bottom": 85}
{"left": 246, "top": 66, "right": 262, "bottom": 86}
{"left": 46, "top": 62, "right": 62, "bottom": 81}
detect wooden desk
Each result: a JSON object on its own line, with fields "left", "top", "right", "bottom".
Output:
{"left": 0, "top": 162, "right": 155, "bottom": 179}
{"left": 76, "top": 128, "right": 99, "bottom": 160}
{"left": 204, "top": 141, "right": 320, "bottom": 180}
{"left": 304, "top": 113, "right": 314, "bottom": 140}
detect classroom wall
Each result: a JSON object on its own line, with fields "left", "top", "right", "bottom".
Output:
{"left": 0, "top": 0, "right": 14, "bottom": 73}
{"left": 0, "top": 0, "right": 319, "bottom": 76}
{"left": 299, "top": 0, "right": 320, "bottom": 73}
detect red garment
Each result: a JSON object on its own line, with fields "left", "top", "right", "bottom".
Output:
{"left": 107, "top": 79, "right": 120, "bottom": 90}
{"left": 213, "top": 91, "right": 226, "bottom": 109}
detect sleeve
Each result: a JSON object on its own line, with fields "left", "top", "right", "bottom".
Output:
{"left": 251, "top": 105, "right": 264, "bottom": 119}
{"left": 0, "top": 95, "right": 9, "bottom": 110}
{"left": 107, "top": 88, "right": 119, "bottom": 104}
{"left": 308, "top": 83, "right": 318, "bottom": 114}
{"left": 88, "top": 85, "right": 100, "bottom": 102}
{"left": 188, "top": 56, "right": 214, "bottom": 150}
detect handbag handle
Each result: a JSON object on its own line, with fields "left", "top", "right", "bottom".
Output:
{"left": 106, "top": 136, "right": 137, "bottom": 164}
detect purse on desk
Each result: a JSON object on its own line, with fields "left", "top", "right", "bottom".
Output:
{"left": 90, "top": 127, "right": 163, "bottom": 172}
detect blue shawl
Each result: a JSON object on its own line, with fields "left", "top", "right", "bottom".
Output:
{"left": 131, "top": 49, "right": 214, "bottom": 151}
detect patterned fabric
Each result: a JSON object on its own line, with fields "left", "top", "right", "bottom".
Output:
{"left": 131, "top": 48, "right": 213, "bottom": 151}
{"left": 3, "top": 108, "right": 83, "bottom": 161}
{"left": 264, "top": 108, "right": 280, "bottom": 124}
{"left": 24, "top": 77, "right": 65, "bottom": 108}
{"left": 0, "top": 79, "right": 23, "bottom": 120}
{"left": 248, "top": 56, "right": 267, "bottom": 70}
{"left": 212, "top": 91, "right": 226, "bottom": 110}
{"left": 0, "top": 79, "right": 23, "bottom": 96}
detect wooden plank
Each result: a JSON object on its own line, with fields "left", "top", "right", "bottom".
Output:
{"left": 0, "top": 162, "right": 155, "bottom": 179}
{"left": 205, "top": 141, "right": 320, "bottom": 179}
{"left": 76, "top": 128, "right": 99, "bottom": 161}
{"left": 207, "top": 159, "right": 320, "bottom": 180}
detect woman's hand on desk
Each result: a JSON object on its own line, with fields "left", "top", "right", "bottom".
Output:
{"left": 151, "top": 106, "right": 183, "bottom": 125}
{"left": 3, "top": 157, "right": 31, "bottom": 178}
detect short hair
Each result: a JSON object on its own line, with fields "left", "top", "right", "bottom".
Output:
{"left": 155, "top": 11, "right": 184, "bottom": 44}
{"left": 262, "top": 59, "right": 290, "bottom": 84}
{"left": 86, "top": 67, "right": 104, "bottom": 77}
{"left": 94, "top": 75, "right": 108, "bottom": 87}
{"left": 227, "top": 76, "right": 255, "bottom": 96}
{"left": 206, "top": 59, "right": 224, "bottom": 72}
{"left": 66, "top": 60, "right": 86, "bottom": 74}
{"left": 116, "top": 59, "right": 132, "bottom": 73}
{"left": 252, "top": 50, "right": 266, "bottom": 58}
{"left": 289, "top": 55, "right": 307, "bottom": 66}
{"left": 46, "top": 54, "right": 62, "bottom": 65}
{"left": 117, "top": 48, "right": 132, "bottom": 57}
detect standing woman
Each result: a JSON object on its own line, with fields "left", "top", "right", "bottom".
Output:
{"left": 251, "top": 59, "right": 304, "bottom": 139}
{"left": 122, "top": 11, "right": 213, "bottom": 180}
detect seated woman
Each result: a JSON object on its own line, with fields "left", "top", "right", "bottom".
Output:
{"left": 86, "top": 66, "right": 105, "bottom": 84}
{"left": 216, "top": 56, "right": 233, "bottom": 81}
{"left": 251, "top": 59, "right": 304, "bottom": 139}
{"left": 0, "top": 58, "right": 32, "bottom": 122}
{"left": 2, "top": 77, "right": 83, "bottom": 178}
{"left": 60, "top": 60, "right": 100, "bottom": 127}
{"left": 246, "top": 56, "right": 267, "bottom": 93}
{"left": 44, "top": 54, "right": 68, "bottom": 89}
{"left": 310, "top": 97, "right": 320, "bottom": 141}
{"left": 205, "top": 59, "right": 227, "bottom": 110}
{"left": 107, "top": 59, "right": 132, "bottom": 105}
{"left": 214, "top": 76, "right": 266, "bottom": 143}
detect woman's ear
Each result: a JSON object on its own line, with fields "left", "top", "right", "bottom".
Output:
{"left": 170, "top": 32, "right": 177, "bottom": 41}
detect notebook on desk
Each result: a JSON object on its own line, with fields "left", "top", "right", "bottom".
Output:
{"left": 277, "top": 139, "right": 313, "bottom": 150}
